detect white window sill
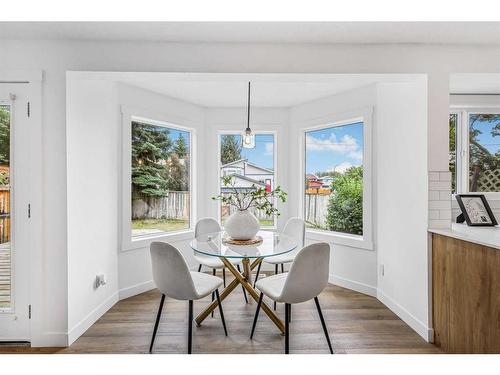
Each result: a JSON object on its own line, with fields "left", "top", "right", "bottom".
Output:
{"left": 122, "top": 229, "right": 195, "bottom": 252}
{"left": 306, "top": 229, "right": 373, "bottom": 251}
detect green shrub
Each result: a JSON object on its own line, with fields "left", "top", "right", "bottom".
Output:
{"left": 326, "top": 166, "right": 363, "bottom": 235}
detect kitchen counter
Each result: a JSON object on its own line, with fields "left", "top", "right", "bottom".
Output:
{"left": 429, "top": 223, "right": 500, "bottom": 250}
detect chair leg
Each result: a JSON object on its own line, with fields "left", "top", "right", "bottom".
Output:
{"left": 188, "top": 300, "right": 193, "bottom": 354}
{"left": 314, "top": 296, "right": 333, "bottom": 354}
{"left": 285, "top": 303, "right": 290, "bottom": 354}
{"left": 197, "top": 264, "right": 202, "bottom": 272}
{"left": 274, "top": 265, "right": 278, "bottom": 310}
{"left": 215, "top": 289, "right": 228, "bottom": 336}
{"left": 281, "top": 263, "right": 284, "bottom": 273}
{"left": 253, "top": 262, "right": 261, "bottom": 288}
{"left": 250, "top": 292, "right": 263, "bottom": 339}
{"left": 236, "top": 264, "right": 248, "bottom": 303}
{"left": 149, "top": 293, "right": 165, "bottom": 353}
{"left": 289, "top": 304, "right": 292, "bottom": 323}
{"left": 223, "top": 268, "right": 226, "bottom": 287}
{"left": 211, "top": 269, "right": 216, "bottom": 317}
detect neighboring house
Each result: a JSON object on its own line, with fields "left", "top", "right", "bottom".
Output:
{"left": 319, "top": 176, "right": 334, "bottom": 189}
{"left": 221, "top": 159, "right": 273, "bottom": 192}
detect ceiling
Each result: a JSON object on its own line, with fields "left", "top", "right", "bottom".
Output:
{"left": 105, "top": 73, "right": 419, "bottom": 107}
{"left": 1, "top": 22, "right": 500, "bottom": 45}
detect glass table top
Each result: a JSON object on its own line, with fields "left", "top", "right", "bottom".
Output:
{"left": 190, "top": 230, "right": 297, "bottom": 259}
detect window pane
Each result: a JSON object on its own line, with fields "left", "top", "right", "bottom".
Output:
{"left": 0, "top": 104, "right": 11, "bottom": 310}
{"left": 131, "top": 120, "right": 190, "bottom": 237}
{"left": 219, "top": 134, "right": 275, "bottom": 227}
{"left": 304, "top": 122, "right": 364, "bottom": 236}
{"left": 468, "top": 114, "right": 500, "bottom": 192}
{"left": 449, "top": 113, "right": 457, "bottom": 193}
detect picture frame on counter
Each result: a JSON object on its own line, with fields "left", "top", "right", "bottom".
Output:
{"left": 455, "top": 194, "right": 498, "bottom": 227}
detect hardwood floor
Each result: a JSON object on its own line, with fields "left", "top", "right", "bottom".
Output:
{"left": 0, "top": 273, "right": 441, "bottom": 354}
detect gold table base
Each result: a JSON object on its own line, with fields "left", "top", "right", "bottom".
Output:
{"left": 194, "top": 257, "right": 285, "bottom": 334}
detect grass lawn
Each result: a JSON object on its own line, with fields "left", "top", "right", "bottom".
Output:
{"left": 132, "top": 218, "right": 189, "bottom": 233}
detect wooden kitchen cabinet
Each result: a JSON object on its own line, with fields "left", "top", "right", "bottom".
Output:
{"left": 432, "top": 233, "right": 500, "bottom": 353}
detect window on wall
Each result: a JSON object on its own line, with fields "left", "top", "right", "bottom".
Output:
{"left": 219, "top": 133, "right": 275, "bottom": 227}
{"left": 131, "top": 119, "right": 191, "bottom": 237}
{"left": 450, "top": 111, "right": 500, "bottom": 193}
{"left": 304, "top": 121, "right": 364, "bottom": 236}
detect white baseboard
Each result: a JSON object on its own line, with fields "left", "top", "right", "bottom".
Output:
{"left": 329, "top": 274, "right": 377, "bottom": 297}
{"left": 119, "top": 280, "right": 155, "bottom": 300}
{"left": 30, "top": 331, "right": 69, "bottom": 347}
{"left": 67, "top": 292, "right": 119, "bottom": 345}
{"left": 377, "top": 289, "right": 432, "bottom": 342}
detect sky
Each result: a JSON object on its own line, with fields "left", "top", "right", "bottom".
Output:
{"left": 221, "top": 134, "right": 274, "bottom": 169}
{"left": 166, "top": 127, "right": 190, "bottom": 150}
{"left": 305, "top": 122, "right": 364, "bottom": 174}
{"left": 471, "top": 116, "right": 499, "bottom": 155}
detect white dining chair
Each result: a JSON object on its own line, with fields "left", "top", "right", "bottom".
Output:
{"left": 194, "top": 218, "right": 248, "bottom": 308}
{"left": 149, "top": 241, "right": 228, "bottom": 354}
{"left": 251, "top": 242, "right": 333, "bottom": 354}
{"left": 253, "top": 217, "right": 305, "bottom": 310}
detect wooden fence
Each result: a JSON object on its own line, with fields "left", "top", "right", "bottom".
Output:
{"left": 0, "top": 189, "right": 10, "bottom": 244}
{"left": 304, "top": 193, "right": 330, "bottom": 229}
{"left": 132, "top": 191, "right": 189, "bottom": 220}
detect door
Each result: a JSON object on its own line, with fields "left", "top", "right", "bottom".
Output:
{"left": 0, "top": 84, "right": 31, "bottom": 341}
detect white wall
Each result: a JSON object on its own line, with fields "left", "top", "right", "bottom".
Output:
{"left": 114, "top": 83, "right": 205, "bottom": 297}
{"left": 2, "top": 39, "right": 500, "bottom": 346}
{"left": 375, "top": 81, "right": 430, "bottom": 339}
{"left": 66, "top": 79, "right": 120, "bottom": 344}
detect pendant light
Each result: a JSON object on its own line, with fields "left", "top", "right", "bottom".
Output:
{"left": 242, "top": 81, "right": 255, "bottom": 149}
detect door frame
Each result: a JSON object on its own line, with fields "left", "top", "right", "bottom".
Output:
{"left": 0, "top": 70, "right": 43, "bottom": 345}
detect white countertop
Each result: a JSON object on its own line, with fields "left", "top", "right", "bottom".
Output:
{"left": 429, "top": 223, "right": 500, "bottom": 250}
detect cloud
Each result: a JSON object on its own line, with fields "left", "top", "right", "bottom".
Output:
{"left": 264, "top": 142, "right": 274, "bottom": 155}
{"left": 328, "top": 162, "right": 353, "bottom": 174}
{"left": 306, "top": 133, "right": 359, "bottom": 153}
{"left": 348, "top": 149, "right": 363, "bottom": 161}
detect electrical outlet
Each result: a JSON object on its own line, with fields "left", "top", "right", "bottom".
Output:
{"left": 94, "top": 274, "right": 107, "bottom": 289}
{"left": 379, "top": 264, "right": 385, "bottom": 276}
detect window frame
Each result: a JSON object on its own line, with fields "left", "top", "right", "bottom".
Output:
{"left": 121, "top": 106, "right": 196, "bottom": 252}
{"left": 449, "top": 106, "right": 500, "bottom": 199}
{"left": 217, "top": 130, "right": 278, "bottom": 230}
{"left": 298, "top": 107, "right": 373, "bottom": 250}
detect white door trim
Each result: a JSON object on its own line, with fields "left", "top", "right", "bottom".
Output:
{"left": 0, "top": 70, "right": 43, "bottom": 345}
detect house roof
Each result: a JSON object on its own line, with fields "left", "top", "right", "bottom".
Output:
{"left": 224, "top": 173, "right": 266, "bottom": 187}
{"left": 221, "top": 159, "right": 274, "bottom": 174}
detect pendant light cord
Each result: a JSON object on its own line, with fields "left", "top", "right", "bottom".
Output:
{"left": 246, "top": 81, "right": 251, "bottom": 132}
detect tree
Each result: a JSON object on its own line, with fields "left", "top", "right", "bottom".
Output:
{"left": 468, "top": 114, "right": 500, "bottom": 191}
{"left": 131, "top": 121, "right": 172, "bottom": 199}
{"left": 167, "top": 154, "right": 189, "bottom": 191}
{"left": 449, "top": 114, "right": 457, "bottom": 192}
{"left": 325, "top": 166, "right": 363, "bottom": 235}
{"left": 220, "top": 135, "right": 242, "bottom": 165}
{"left": 173, "top": 133, "right": 188, "bottom": 159}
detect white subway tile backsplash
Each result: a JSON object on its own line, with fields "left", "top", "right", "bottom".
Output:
{"left": 429, "top": 181, "right": 451, "bottom": 191}
{"left": 439, "top": 210, "right": 452, "bottom": 220}
{"left": 428, "top": 170, "right": 452, "bottom": 229}
{"left": 439, "top": 172, "right": 451, "bottom": 181}
{"left": 429, "top": 190, "right": 440, "bottom": 200}
{"left": 429, "top": 210, "right": 440, "bottom": 219}
{"left": 429, "top": 219, "right": 451, "bottom": 229}
{"left": 429, "top": 200, "right": 451, "bottom": 210}
{"left": 439, "top": 190, "right": 451, "bottom": 200}
{"left": 429, "top": 172, "right": 440, "bottom": 181}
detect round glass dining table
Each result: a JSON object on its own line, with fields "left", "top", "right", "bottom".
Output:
{"left": 190, "top": 230, "right": 297, "bottom": 333}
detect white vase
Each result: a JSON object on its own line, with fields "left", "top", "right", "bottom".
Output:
{"left": 225, "top": 210, "right": 260, "bottom": 240}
